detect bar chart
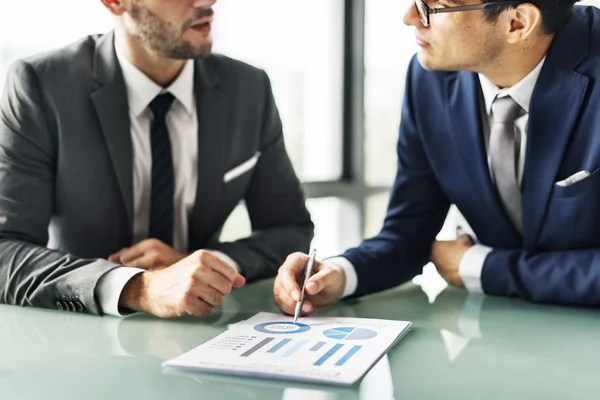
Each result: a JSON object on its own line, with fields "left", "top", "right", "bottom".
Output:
{"left": 238, "top": 336, "right": 363, "bottom": 367}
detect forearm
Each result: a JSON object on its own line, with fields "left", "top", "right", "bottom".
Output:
{"left": 342, "top": 233, "right": 434, "bottom": 298}
{"left": 482, "top": 248, "right": 600, "bottom": 307}
{"left": 0, "top": 239, "right": 118, "bottom": 314}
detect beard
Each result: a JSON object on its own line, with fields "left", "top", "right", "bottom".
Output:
{"left": 129, "top": 0, "right": 213, "bottom": 59}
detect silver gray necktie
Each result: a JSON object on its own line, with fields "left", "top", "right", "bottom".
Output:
{"left": 489, "top": 96, "right": 523, "bottom": 233}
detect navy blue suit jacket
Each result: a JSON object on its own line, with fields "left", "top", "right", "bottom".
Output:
{"left": 344, "top": 6, "right": 600, "bottom": 307}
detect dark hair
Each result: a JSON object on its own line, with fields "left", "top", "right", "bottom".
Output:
{"left": 481, "top": 0, "right": 581, "bottom": 34}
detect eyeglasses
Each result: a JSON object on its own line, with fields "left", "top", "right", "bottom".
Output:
{"left": 414, "top": 0, "right": 522, "bottom": 27}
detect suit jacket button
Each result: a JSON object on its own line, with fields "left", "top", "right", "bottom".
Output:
{"left": 67, "top": 301, "right": 76, "bottom": 312}
{"left": 75, "top": 301, "right": 84, "bottom": 312}
{"left": 56, "top": 301, "right": 64, "bottom": 311}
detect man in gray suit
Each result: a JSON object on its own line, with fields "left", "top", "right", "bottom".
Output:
{"left": 0, "top": 0, "right": 313, "bottom": 318}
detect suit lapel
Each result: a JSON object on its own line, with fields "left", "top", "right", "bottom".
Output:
{"left": 446, "top": 72, "right": 521, "bottom": 242}
{"left": 522, "top": 11, "right": 589, "bottom": 247}
{"left": 188, "top": 57, "right": 229, "bottom": 249}
{"left": 90, "top": 32, "right": 134, "bottom": 242}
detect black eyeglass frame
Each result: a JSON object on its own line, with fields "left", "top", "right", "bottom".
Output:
{"left": 414, "top": 0, "right": 523, "bottom": 27}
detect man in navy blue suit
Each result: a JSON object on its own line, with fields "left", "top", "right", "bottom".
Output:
{"left": 274, "top": 0, "right": 600, "bottom": 312}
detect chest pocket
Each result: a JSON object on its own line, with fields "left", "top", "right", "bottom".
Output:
{"left": 537, "top": 168, "right": 600, "bottom": 248}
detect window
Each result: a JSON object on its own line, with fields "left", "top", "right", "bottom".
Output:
{"left": 364, "top": 0, "right": 417, "bottom": 187}
{"left": 220, "top": 198, "right": 361, "bottom": 257}
{"left": 212, "top": 0, "right": 344, "bottom": 182}
{"left": 0, "top": 1, "right": 112, "bottom": 91}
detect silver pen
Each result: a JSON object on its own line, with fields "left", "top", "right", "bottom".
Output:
{"left": 293, "top": 248, "right": 317, "bottom": 324}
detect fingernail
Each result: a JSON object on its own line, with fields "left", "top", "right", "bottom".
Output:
{"left": 306, "top": 282, "right": 317, "bottom": 293}
{"left": 302, "top": 303, "right": 312, "bottom": 313}
{"left": 292, "top": 291, "right": 300, "bottom": 301}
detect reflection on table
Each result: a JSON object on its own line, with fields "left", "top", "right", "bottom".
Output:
{"left": 1, "top": 277, "right": 598, "bottom": 400}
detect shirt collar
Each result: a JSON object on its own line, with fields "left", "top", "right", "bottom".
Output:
{"left": 115, "top": 46, "right": 195, "bottom": 118}
{"left": 478, "top": 57, "right": 546, "bottom": 115}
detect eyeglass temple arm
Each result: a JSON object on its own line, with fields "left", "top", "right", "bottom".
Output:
{"left": 430, "top": 2, "right": 521, "bottom": 15}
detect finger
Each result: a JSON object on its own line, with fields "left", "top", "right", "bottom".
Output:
{"left": 301, "top": 301, "right": 314, "bottom": 315}
{"left": 274, "top": 280, "right": 315, "bottom": 316}
{"left": 126, "top": 254, "right": 162, "bottom": 270}
{"left": 183, "top": 295, "right": 213, "bottom": 318}
{"left": 118, "top": 241, "right": 154, "bottom": 264}
{"left": 108, "top": 249, "right": 126, "bottom": 263}
{"left": 192, "top": 283, "right": 225, "bottom": 308}
{"left": 278, "top": 253, "right": 311, "bottom": 301}
{"left": 273, "top": 283, "right": 297, "bottom": 315}
{"left": 305, "top": 266, "right": 340, "bottom": 296}
{"left": 233, "top": 274, "right": 246, "bottom": 288}
{"left": 194, "top": 250, "right": 240, "bottom": 283}
{"left": 194, "top": 267, "right": 234, "bottom": 296}
{"left": 458, "top": 234, "right": 473, "bottom": 245}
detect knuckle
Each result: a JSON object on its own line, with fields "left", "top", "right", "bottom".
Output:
{"left": 183, "top": 293, "right": 196, "bottom": 307}
{"left": 190, "top": 249, "right": 205, "bottom": 262}
{"left": 195, "top": 249, "right": 209, "bottom": 262}
{"left": 186, "top": 277, "right": 197, "bottom": 291}
{"left": 284, "top": 252, "right": 303, "bottom": 266}
{"left": 195, "top": 264, "right": 209, "bottom": 277}
{"left": 149, "top": 251, "right": 163, "bottom": 264}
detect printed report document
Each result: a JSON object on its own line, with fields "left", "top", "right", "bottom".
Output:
{"left": 163, "top": 312, "right": 412, "bottom": 385}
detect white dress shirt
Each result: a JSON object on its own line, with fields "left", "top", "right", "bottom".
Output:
{"left": 96, "top": 45, "right": 238, "bottom": 316}
{"left": 334, "top": 59, "right": 546, "bottom": 298}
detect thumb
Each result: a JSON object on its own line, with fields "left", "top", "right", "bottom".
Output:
{"left": 305, "top": 267, "right": 340, "bottom": 296}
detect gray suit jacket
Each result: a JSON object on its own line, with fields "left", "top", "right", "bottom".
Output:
{"left": 0, "top": 33, "right": 313, "bottom": 315}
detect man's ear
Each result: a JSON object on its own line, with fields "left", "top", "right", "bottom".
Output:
{"left": 99, "top": 0, "right": 127, "bottom": 16}
{"left": 504, "top": 3, "right": 544, "bottom": 44}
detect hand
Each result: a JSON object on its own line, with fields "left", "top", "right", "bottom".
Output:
{"left": 273, "top": 252, "right": 346, "bottom": 317}
{"left": 109, "top": 239, "right": 187, "bottom": 270}
{"left": 119, "top": 250, "right": 246, "bottom": 318}
{"left": 430, "top": 234, "right": 474, "bottom": 287}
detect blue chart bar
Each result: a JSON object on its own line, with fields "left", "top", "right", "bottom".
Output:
{"left": 335, "top": 345, "right": 362, "bottom": 366}
{"left": 267, "top": 339, "right": 292, "bottom": 354}
{"left": 314, "top": 344, "right": 344, "bottom": 366}
{"left": 241, "top": 337, "right": 274, "bottom": 357}
{"left": 310, "top": 341, "right": 326, "bottom": 352}
{"left": 282, "top": 339, "right": 309, "bottom": 357}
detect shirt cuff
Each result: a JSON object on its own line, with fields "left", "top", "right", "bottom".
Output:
{"left": 326, "top": 257, "right": 358, "bottom": 299}
{"left": 96, "top": 267, "right": 145, "bottom": 317}
{"left": 458, "top": 244, "right": 493, "bottom": 294}
{"left": 207, "top": 250, "right": 241, "bottom": 273}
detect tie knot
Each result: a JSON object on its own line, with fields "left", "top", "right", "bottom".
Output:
{"left": 491, "top": 96, "right": 522, "bottom": 124}
{"left": 149, "top": 92, "right": 175, "bottom": 120}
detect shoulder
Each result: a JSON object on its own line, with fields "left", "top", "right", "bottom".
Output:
{"left": 17, "top": 35, "right": 100, "bottom": 76}
{"left": 571, "top": 6, "right": 600, "bottom": 75}
{"left": 5, "top": 35, "right": 104, "bottom": 92}
{"left": 205, "top": 53, "right": 268, "bottom": 84}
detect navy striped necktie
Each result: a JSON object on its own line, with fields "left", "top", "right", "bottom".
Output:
{"left": 148, "top": 92, "right": 175, "bottom": 246}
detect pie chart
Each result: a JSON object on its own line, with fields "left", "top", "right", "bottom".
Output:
{"left": 254, "top": 321, "right": 311, "bottom": 334}
{"left": 322, "top": 327, "right": 378, "bottom": 340}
